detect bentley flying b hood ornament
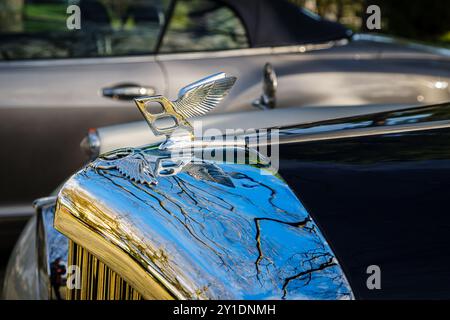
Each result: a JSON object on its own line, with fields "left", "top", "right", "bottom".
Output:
{"left": 134, "top": 73, "right": 236, "bottom": 138}
{"left": 90, "top": 73, "right": 239, "bottom": 187}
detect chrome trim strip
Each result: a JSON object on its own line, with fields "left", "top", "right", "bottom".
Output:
{"left": 0, "top": 39, "right": 349, "bottom": 67}
{"left": 274, "top": 102, "right": 450, "bottom": 145}
{"left": 276, "top": 120, "right": 450, "bottom": 145}
{"left": 353, "top": 33, "right": 450, "bottom": 57}
{"left": 155, "top": 39, "right": 348, "bottom": 61}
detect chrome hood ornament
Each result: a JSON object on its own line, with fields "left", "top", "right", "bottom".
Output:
{"left": 134, "top": 72, "right": 236, "bottom": 137}
{"left": 92, "top": 73, "right": 239, "bottom": 187}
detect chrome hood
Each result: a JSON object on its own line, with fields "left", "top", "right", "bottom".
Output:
{"left": 54, "top": 146, "right": 352, "bottom": 300}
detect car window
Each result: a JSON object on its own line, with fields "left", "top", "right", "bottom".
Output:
{"left": 160, "top": 0, "right": 249, "bottom": 53}
{"left": 0, "top": 0, "right": 170, "bottom": 60}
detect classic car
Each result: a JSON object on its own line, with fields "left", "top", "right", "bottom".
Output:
{"left": 3, "top": 73, "right": 450, "bottom": 300}
{"left": 4, "top": 0, "right": 450, "bottom": 221}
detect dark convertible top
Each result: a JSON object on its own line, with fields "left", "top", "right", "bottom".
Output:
{"left": 224, "top": 0, "right": 352, "bottom": 47}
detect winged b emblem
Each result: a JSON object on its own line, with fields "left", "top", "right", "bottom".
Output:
{"left": 92, "top": 149, "right": 235, "bottom": 187}
{"left": 134, "top": 73, "right": 236, "bottom": 137}
{"left": 93, "top": 73, "right": 237, "bottom": 186}
{"left": 91, "top": 149, "right": 158, "bottom": 186}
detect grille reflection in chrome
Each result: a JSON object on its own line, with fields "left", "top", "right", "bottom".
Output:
{"left": 67, "top": 240, "right": 142, "bottom": 300}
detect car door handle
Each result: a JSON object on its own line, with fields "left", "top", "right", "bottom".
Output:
{"left": 102, "top": 83, "right": 156, "bottom": 101}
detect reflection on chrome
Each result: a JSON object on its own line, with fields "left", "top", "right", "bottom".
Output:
{"left": 265, "top": 102, "right": 450, "bottom": 146}
{"left": 55, "top": 145, "right": 352, "bottom": 300}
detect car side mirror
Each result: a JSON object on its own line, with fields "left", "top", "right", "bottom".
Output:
{"left": 253, "top": 63, "right": 278, "bottom": 110}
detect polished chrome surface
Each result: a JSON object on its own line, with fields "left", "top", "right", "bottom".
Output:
{"left": 55, "top": 145, "right": 352, "bottom": 300}
{"left": 135, "top": 73, "right": 236, "bottom": 136}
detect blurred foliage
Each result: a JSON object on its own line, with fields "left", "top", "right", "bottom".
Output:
{"left": 3, "top": 0, "right": 450, "bottom": 47}
{"left": 0, "top": 0, "right": 25, "bottom": 32}
{"left": 290, "top": 0, "right": 450, "bottom": 46}
{"left": 24, "top": 3, "right": 67, "bottom": 32}
{"left": 290, "top": 0, "right": 365, "bottom": 31}
{"left": 373, "top": 0, "right": 450, "bottom": 44}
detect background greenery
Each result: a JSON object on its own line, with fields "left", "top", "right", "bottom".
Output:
{"left": 2, "top": 0, "right": 450, "bottom": 47}
{"left": 291, "top": 0, "right": 450, "bottom": 47}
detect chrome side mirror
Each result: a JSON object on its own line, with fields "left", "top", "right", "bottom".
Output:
{"left": 253, "top": 63, "right": 278, "bottom": 110}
